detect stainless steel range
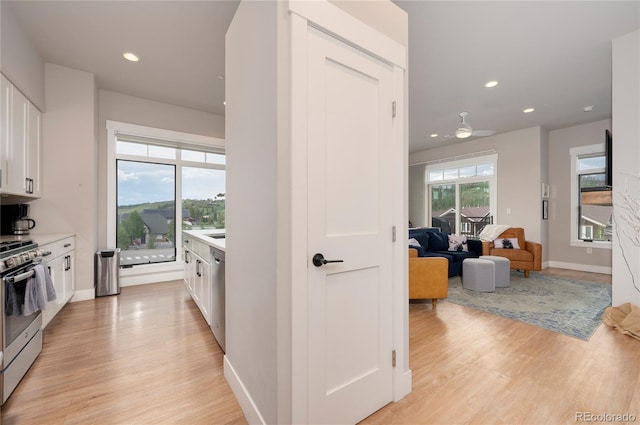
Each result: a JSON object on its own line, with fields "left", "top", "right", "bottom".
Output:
{"left": 1, "top": 239, "right": 49, "bottom": 404}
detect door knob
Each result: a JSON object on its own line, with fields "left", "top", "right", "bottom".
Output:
{"left": 312, "top": 253, "right": 343, "bottom": 267}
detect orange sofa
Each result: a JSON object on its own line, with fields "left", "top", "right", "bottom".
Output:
{"left": 481, "top": 227, "right": 542, "bottom": 277}
{"left": 409, "top": 248, "right": 448, "bottom": 306}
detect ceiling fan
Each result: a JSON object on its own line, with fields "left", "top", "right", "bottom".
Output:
{"left": 454, "top": 112, "right": 495, "bottom": 139}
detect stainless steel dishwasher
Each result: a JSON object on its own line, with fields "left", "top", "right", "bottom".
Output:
{"left": 210, "top": 245, "right": 225, "bottom": 352}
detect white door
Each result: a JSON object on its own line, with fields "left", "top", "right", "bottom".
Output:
{"left": 307, "top": 27, "right": 395, "bottom": 424}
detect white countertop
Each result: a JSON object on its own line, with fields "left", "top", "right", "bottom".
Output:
{"left": 183, "top": 229, "right": 225, "bottom": 251}
{"left": 1, "top": 233, "right": 74, "bottom": 246}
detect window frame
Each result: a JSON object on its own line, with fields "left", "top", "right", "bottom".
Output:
{"left": 569, "top": 143, "right": 612, "bottom": 249}
{"left": 424, "top": 154, "right": 497, "bottom": 236}
{"left": 107, "top": 121, "right": 225, "bottom": 274}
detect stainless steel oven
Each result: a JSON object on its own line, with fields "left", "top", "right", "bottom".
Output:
{"left": 0, "top": 240, "right": 49, "bottom": 404}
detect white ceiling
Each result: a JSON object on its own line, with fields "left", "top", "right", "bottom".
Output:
{"left": 5, "top": 1, "right": 640, "bottom": 153}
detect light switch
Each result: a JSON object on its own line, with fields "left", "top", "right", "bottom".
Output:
{"left": 506, "top": 208, "right": 511, "bottom": 214}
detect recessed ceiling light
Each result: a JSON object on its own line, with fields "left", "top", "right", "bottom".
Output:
{"left": 485, "top": 80, "right": 498, "bottom": 88}
{"left": 123, "top": 52, "right": 139, "bottom": 62}
{"left": 223, "top": 101, "right": 226, "bottom": 106}
{"left": 523, "top": 107, "right": 535, "bottom": 113}
{"left": 583, "top": 105, "right": 594, "bottom": 112}
{"left": 430, "top": 133, "right": 438, "bottom": 138}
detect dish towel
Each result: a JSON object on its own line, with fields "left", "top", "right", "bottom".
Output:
{"left": 36, "top": 261, "right": 57, "bottom": 302}
{"left": 23, "top": 263, "right": 54, "bottom": 316}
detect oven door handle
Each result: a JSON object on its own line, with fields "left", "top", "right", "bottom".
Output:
{"left": 5, "top": 269, "right": 36, "bottom": 285}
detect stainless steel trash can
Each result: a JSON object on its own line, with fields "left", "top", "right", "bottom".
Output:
{"left": 95, "top": 249, "right": 121, "bottom": 297}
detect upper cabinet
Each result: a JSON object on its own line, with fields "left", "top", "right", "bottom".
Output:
{"left": 0, "top": 74, "right": 41, "bottom": 198}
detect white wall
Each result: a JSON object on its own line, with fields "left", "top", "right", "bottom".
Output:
{"left": 612, "top": 30, "right": 640, "bottom": 306}
{"left": 30, "top": 63, "right": 97, "bottom": 297}
{"left": 225, "top": 1, "right": 278, "bottom": 423}
{"left": 96, "top": 90, "right": 225, "bottom": 250}
{"left": 409, "top": 126, "right": 545, "bottom": 244}
{"left": 547, "top": 119, "right": 612, "bottom": 272}
{"left": 0, "top": 2, "right": 45, "bottom": 110}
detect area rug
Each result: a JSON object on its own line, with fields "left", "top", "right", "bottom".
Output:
{"left": 446, "top": 272, "right": 612, "bottom": 340}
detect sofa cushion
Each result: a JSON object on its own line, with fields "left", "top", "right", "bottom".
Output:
{"left": 434, "top": 250, "right": 478, "bottom": 263}
{"left": 421, "top": 251, "right": 454, "bottom": 262}
{"left": 489, "top": 248, "right": 534, "bottom": 262}
{"left": 409, "top": 228, "right": 433, "bottom": 250}
{"left": 427, "top": 231, "right": 449, "bottom": 252}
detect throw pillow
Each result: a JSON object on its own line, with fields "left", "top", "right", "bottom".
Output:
{"left": 408, "top": 238, "right": 421, "bottom": 247}
{"left": 493, "top": 237, "right": 520, "bottom": 249}
{"left": 448, "top": 235, "right": 468, "bottom": 252}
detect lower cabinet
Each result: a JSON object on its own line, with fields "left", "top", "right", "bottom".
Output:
{"left": 41, "top": 236, "right": 75, "bottom": 328}
{"left": 183, "top": 246, "right": 211, "bottom": 325}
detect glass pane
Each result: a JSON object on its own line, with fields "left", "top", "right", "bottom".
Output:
{"left": 477, "top": 163, "right": 494, "bottom": 176}
{"left": 443, "top": 168, "right": 458, "bottom": 180}
{"left": 149, "top": 145, "right": 176, "bottom": 160}
{"left": 578, "top": 155, "right": 605, "bottom": 171}
{"left": 117, "top": 141, "right": 147, "bottom": 156}
{"left": 117, "top": 160, "right": 176, "bottom": 266}
{"left": 459, "top": 181, "right": 491, "bottom": 237}
{"left": 428, "top": 170, "right": 443, "bottom": 182}
{"left": 459, "top": 165, "right": 476, "bottom": 179}
{"left": 182, "top": 149, "right": 206, "bottom": 163}
{"left": 430, "top": 184, "right": 455, "bottom": 233}
{"left": 206, "top": 152, "right": 226, "bottom": 165}
{"left": 579, "top": 205, "right": 612, "bottom": 241}
{"left": 182, "top": 167, "right": 226, "bottom": 230}
{"left": 580, "top": 173, "right": 606, "bottom": 189}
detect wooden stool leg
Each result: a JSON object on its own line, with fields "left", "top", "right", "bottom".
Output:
{"left": 524, "top": 270, "right": 530, "bottom": 278}
{"left": 432, "top": 298, "right": 437, "bottom": 307}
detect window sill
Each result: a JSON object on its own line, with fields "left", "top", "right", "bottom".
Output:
{"left": 570, "top": 240, "right": 612, "bottom": 250}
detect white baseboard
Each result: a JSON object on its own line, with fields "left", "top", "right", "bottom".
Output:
{"left": 224, "top": 355, "right": 265, "bottom": 425}
{"left": 120, "top": 270, "right": 183, "bottom": 287}
{"left": 547, "top": 260, "right": 612, "bottom": 275}
{"left": 71, "top": 288, "right": 95, "bottom": 302}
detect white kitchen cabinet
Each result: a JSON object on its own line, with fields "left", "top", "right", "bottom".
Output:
{"left": 183, "top": 247, "right": 195, "bottom": 293}
{"left": 26, "top": 102, "right": 41, "bottom": 197}
{"left": 183, "top": 234, "right": 212, "bottom": 326}
{"left": 193, "top": 254, "right": 211, "bottom": 324}
{"left": 40, "top": 236, "right": 75, "bottom": 328}
{"left": 0, "top": 74, "right": 41, "bottom": 197}
{"left": 1, "top": 75, "right": 10, "bottom": 191}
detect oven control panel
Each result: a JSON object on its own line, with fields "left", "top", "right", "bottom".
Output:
{"left": 1, "top": 248, "right": 48, "bottom": 274}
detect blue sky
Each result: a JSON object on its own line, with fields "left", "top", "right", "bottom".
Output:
{"left": 117, "top": 160, "right": 225, "bottom": 206}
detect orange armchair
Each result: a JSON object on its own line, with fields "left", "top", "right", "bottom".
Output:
{"left": 481, "top": 227, "right": 542, "bottom": 277}
{"left": 409, "top": 248, "right": 448, "bottom": 306}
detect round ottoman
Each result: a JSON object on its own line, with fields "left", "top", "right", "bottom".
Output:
{"left": 480, "top": 255, "right": 511, "bottom": 288}
{"left": 462, "top": 258, "right": 495, "bottom": 292}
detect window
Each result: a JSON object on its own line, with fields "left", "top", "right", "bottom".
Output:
{"left": 570, "top": 144, "right": 612, "bottom": 247}
{"left": 425, "top": 154, "right": 497, "bottom": 237}
{"left": 107, "top": 121, "right": 225, "bottom": 270}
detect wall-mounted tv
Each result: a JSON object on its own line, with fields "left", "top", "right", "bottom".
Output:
{"left": 605, "top": 129, "right": 612, "bottom": 188}
{"left": 580, "top": 129, "right": 612, "bottom": 194}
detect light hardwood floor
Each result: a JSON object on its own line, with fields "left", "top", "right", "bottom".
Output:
{"left": 2, "top": 271, "right": 638, "bottom": 425}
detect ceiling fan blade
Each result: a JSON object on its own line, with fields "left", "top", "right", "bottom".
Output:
{"left": 471, "top": 130, "right": 495, "bottom": 137}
